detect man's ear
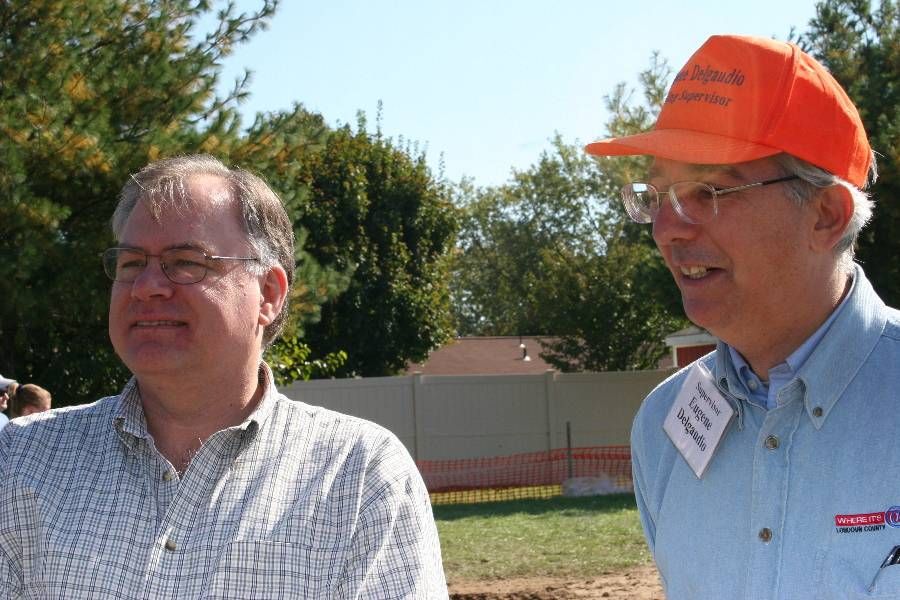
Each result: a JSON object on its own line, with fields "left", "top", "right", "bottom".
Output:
{"left": 258, "top": 265, "right": 288, "bottom": 327}
{"left": 810, "top": 185, "right": 854, "bottom": 254}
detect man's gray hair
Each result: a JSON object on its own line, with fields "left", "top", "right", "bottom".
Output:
{"left": 113, "top": 154, "right": 295, "bottom": 347}
{"left": 774, "top": 152, "right": 877, "bottom": 273}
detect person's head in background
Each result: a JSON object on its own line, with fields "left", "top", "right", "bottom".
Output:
{"left": 7, "top": 383, "right": 52, "bottom": 418}
{"left": 0, "top": 375, "right": 15, "bottom": 413}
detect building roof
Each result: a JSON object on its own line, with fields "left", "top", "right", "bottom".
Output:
{"left": 664, "top": 325, "right": 717, "bottom": 348}
{"left": 405, "top": 336, "right": 555, "bottom": 376}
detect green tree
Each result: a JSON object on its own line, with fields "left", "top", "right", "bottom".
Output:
{"left": 296, "top": 116, "right": 459, "bottom": 377}
{"left": 798, "top": 0, "right": 900, "bottom": 306}
{"left": 451, "top": 54, "right": 685, "bottom": 370}
{"left": 1, "top": 1, "right": 457, "bottom": 403}
{"left": 451, "top": 136, "right": 616, "bottom": 337}
{"left": 0, "top": 1, "right": 284, "bottom": 405}
{"left": 536, "top": 241, "right": 683, "bottom": 371}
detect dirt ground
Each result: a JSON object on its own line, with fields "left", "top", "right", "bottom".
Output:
{"left": 448, "top": 565, "right": 665, "bottom": 600}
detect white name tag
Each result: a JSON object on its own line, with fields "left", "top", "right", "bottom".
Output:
{"left": 663, "top": 362, "right": 734, "bottom": 478}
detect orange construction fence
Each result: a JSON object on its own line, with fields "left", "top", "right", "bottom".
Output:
{"left": 418, "top": 445, "right": 633, "bottom": 505}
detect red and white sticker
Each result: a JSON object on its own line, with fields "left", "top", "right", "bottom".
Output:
{"left": 835, "top": 511, "right": 888, "bottom": 533}
{"left": 835, "top": 512, "right": 885, "bottom": 527}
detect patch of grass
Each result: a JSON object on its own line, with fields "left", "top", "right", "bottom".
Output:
{"left": 434, "top": 493, "right": 652, "bottom": 582}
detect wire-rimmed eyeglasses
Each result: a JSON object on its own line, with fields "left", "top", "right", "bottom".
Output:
{"left": 102, "top": 247, "right": 259, "bottom": 285}
{"left": 621, "top": 175, "right": 800, "bottom": 224}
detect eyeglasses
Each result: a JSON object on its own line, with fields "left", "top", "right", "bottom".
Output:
{"left": 102, "top": 247, "right": 259, "bottom": 285}
{"left": 621, "top": 175, "right": 800, "bottom": 224}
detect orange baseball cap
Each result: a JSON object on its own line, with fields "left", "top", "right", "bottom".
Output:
{"left": 585, "top": 35, "right": 872, "bottom": 187}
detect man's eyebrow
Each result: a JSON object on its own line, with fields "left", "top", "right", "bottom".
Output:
{"left": 113, "top": 242, "right": 213, "bottom": 253}
{"left": 168, "top": 242, "right": 212, "bottom": 253}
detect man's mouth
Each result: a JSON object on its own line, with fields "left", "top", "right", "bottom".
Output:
{"left": 680, "top": 265, "right": 712, "bottom": 280}
{"left": 133, "top": 320, "right": 185, "bottom": 327}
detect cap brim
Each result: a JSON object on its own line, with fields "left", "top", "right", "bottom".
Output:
{"left": 0, "top": 376, "right": 15, "bottom": 390}
{"left": 585, "top": 129, "right": 781, "bottom": 165}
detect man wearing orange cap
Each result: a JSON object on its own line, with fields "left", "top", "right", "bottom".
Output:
{"left": 587, "top": 35, "right": 899, "bottom": 598}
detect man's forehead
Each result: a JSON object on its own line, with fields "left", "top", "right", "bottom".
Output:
{"left": 162, "top": 174, "right": 233, "bottom": 212}
{"left": 648, "top": 160, "right": 745, "bottom": 181}
{"left": 134, "top": 174, "right": 236, "bottom": 223}
{"left": 185, "top": 173, "right": 233, "bottom": 203}
{"left": 118, "top": 182, "right": 247, "bottom": 253}
{"left": 648, "top": 156, "right": 783, "bottom": 181}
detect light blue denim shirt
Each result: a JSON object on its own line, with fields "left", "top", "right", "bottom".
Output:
{"left": 631, "top": 264, "right": 900, "bottom": 599}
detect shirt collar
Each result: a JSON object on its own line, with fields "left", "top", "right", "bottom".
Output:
{"left": 715, "top": 264, "right": 887, "bottom": 428}
{"left": 726, "top": 274, "right": 854, "bottom": 409}
{"left": 795, "top": 263, "right": 887, "bottom": 429}
{"left": 726, "top": 347, "right": 764, "bottom": 408}
{"left": 114, "top": 378, "right": 148, "bottom": 436}
{"left": 244, "top": 362, "right": 277, "bottom": 433}
{"left": 112, "top": 362, "right": 280, "bottom": 444}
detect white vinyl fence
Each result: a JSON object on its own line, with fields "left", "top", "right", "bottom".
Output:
{"left": 281, "top": 369, "right": 674, "bottom": 460}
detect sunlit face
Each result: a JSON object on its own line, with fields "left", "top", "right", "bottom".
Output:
{"left": 650, "top": 157, "right": 817, "bottom": 346}
{"left": 108, "top": 175, "right": 266, "bottom": 382}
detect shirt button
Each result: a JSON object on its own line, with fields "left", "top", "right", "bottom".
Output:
{"left": 164, "top": 538, "right": 177, "bottom": 551}
{"left": 812, "top": 406, "right": 824, "bottom": 417}
{"left": 758, "top": 528, "right": 773, "bottom": 543}
{"left": 764, "top": 435, "right": 779, "bottom": 450}
{"left": 163, "top": 471, "right": 174, "bottom": 482}
{"left": 747, "top": 379, "right": 758, "bottom": 391}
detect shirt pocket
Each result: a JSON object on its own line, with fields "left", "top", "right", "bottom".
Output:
{"left": 815, "top": 548, "right": 900, "bottom": 599}
{"left": 204, "top": 540, "right": 342, "bottom": 600}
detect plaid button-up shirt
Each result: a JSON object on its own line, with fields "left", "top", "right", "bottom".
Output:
{"left": 0, "top": 368, "right": 447, "bottom": 599}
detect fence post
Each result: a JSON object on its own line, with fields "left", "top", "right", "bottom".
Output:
{"left": 566, "top": 421, "right": 574, "bottom": 479}
{"left": 412, "top": 372, "right": 425, "bottom": 461}
{"left": 544, "top": 369, "right": 557, "bottom": 452}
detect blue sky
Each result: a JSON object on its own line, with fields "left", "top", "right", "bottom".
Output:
{"left": 209, "top": 1, "right": 820, "bottom": 187}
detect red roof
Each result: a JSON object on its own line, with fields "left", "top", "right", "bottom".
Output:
{"left": 405, "top": 336, "right": 555, "bottom": 375}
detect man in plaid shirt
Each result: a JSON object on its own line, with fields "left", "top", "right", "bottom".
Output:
{"left": 0, "top": 155, "right": 447, "bottom": 599}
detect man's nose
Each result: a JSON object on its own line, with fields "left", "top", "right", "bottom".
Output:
{"left": 652, "top": 193, "right": 700, "bottom": 247}
{"left": 129, "top": 256, "right": 175, "bottom": 300}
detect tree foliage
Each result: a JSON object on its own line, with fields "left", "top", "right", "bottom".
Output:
{"left": 0, "top": 1, "right": 457, "bottom": 404}
{"left": 296, "top": 116, "right": 459, "bottom": 377}
{"left": 450, "top": 138, "right": 612, "bottom": 337}
{"left": 798, "top": 0, "right": 900, "bottom": 306}
{"left": 451, "top": 54, "right": 685, "bottom": 371}
{"left": 1, "top": 0, "right": 281, "bottom": 404}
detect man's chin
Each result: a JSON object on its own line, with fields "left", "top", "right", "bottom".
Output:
{"left": 681, "top": 300, "right": 726, "bottom": 336}
{"left": 122, "top": 349, "right": 192, "bottom": 378}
